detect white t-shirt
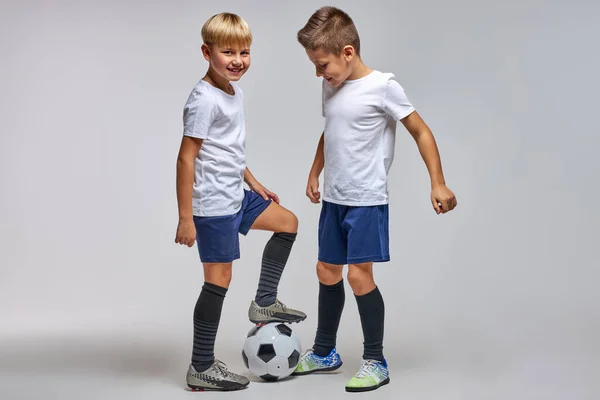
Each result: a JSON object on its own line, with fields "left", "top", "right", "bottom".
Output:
{"left": 322, "top": 70, "right": 415, "bottom": 206}
{"left": 183, "top": 80, "right": 246, "bottom": 216}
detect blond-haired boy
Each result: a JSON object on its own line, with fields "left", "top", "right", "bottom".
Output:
{"left": 175, "top": 12, "right": 305, "bottom": 391}
{"left": 292, "top": 6, "right": 457, "bottom": 392}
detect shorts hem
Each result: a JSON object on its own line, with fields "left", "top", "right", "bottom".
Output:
{"left": 347, "top": 255, "right": 390, "bottom": 264}
{"left": 317, "top": 256, "right": 347, "bottom": 266}
{"left": 199, "top": 254, "right": 240, "bottom": 263}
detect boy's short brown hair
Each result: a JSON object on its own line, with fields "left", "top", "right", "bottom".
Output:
{"left": 202, "top": 12, "right": 252, "bottom": 48}
{"left": 297, "top": 6, "right": 360, "bottom": 55}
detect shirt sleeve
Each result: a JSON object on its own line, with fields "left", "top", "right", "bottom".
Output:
{"left": 182, "top": 90, "right": 216, "bottom": 139}
{"left": 383, "top": 79, "right": 415, "bottom": 120}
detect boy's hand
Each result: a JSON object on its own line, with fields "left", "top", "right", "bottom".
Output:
{"left": 249, "top": 180, "right": 280, "bottom": 204}
{"left": 306, "top": 176, "right": 321, "bottom": 203}
{"left": 431, "top": 184, "right": 457, "bottom": 214}
{"left": 175, "top": 219, "right": 196, "bottom": 247}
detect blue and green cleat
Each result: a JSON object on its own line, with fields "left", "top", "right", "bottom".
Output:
{"left": 292, "top": 347, "right": 343, "bottom": 375}
{"left": 345, "top": 358, "right": 390, "bottom": 392}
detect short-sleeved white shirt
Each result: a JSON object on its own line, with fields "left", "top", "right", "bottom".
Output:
{"left": 321, "top": 70, "right": 415, "bottom": 206}
{"left": 183, "top": 80, "right": 246, "bottom": 216}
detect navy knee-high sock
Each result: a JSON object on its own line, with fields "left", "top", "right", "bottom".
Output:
{"left": 355, "top": 286, "right": 385, "bottom": 361}
{"left": 313, "top": 280, "right": 345, "bottom": 356}
{"left": 191, "top": 282, "right": 227, "bottom": 371}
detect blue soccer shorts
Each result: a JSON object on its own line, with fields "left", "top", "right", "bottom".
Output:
{"left": 318, "top": 200, "right": 390, "bottom": 265}
{"left": 193, "top": 190, "right": 272, "bottom": 263}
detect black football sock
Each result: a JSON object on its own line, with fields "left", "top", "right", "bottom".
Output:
{"left": 255, "top": 232, "right": 297, "bottom": 307}
{"left": 313, "top": 279, "right": 345, "bottom": 356}
{"left": 191, "top": 282, "right": 227, "bottom": 372}
{"left": 355, "top": 286, "right": 385, "bottom": 361}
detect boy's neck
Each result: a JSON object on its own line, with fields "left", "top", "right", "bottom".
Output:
{"left": 204, "top": 68, "right": 234, "bottom": 95}
{"left": 346, "top": 59, "right": 372, "bottom": 81}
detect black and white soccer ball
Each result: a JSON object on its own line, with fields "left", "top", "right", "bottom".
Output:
{"left": 242, "top": 322, "right": 302, "bottom": 381}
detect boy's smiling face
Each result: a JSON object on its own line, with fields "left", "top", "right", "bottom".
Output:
{"left": 305, "top": 47, "right": 354, "bottom": 87}
{"left": 203, "top": 43, "right": 251, "bottom": 82}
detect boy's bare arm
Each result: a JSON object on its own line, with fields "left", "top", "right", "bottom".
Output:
{"left": 401, "top": 111, "right": 457, "bottom": 214}
{"left": 244, "top": 167, "right": 280, "bottom": 204}
{"left": 306, "top": 132, "right": 324, "bottom": 203}
{"left": 175, "top": 136, "right": 203, "bottom": 247}
{"left": 309, "top": 132, "right": 325, "bottom": 178}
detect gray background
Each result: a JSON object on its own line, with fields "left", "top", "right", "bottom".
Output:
{"left": 1, "top": 0, "right": 599, "bottom": 399}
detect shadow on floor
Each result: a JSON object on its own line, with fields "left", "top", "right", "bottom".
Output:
{"left": 0, "top": 333, "right": 185, "bottom": 385}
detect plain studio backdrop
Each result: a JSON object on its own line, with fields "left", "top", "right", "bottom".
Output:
{"left": 1, "top": 0, "right": 598, "bottom": 399}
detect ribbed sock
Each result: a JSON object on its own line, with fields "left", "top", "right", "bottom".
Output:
{"left": 255, "top": 232, "right": 297, "bottom": 307}
{"left": 191, "top": 282, "right": 228, "bottom": 372}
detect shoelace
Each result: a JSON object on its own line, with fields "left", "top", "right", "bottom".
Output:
{"left": 275, "top": 300, "right": 288, "bottom": 310}
{"left": 355, "top": 360, "right": 380, "bottom": 379}
{"left": 213, "top": 360, "right": 232, "bottom": 378}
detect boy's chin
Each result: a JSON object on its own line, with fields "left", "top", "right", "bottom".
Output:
{"left": 212, "top": 70, "right": 246, "bottom": 82}
{"left": 226, "top": 74, "right": 245, "bottom": 82}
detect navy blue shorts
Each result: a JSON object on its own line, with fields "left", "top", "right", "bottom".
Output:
{"left": 318, "top": 200, "right": 390, "bottom": 265}
{"left": 193, "top": 190, "right": 272, "bottom": 263}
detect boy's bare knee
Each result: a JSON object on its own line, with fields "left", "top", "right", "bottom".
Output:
{"left": 203, "top": 263, "right": 233, "bottom": 288}
{"left": 284, "top": 211, "right": 299, "bottom": 233}
{"left": 221, "top": 269, "right": 232, "bottom": 287}
{"left": 347, "top": 263, "right": 375, "bottom": 295}
{"left": 346, "top": 269, "right": 361, "bottom": 289}
{"left": 317, "top": 261, "right": 343, "bottom": 285}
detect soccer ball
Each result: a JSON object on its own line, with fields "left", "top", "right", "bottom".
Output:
{"left": 242, "top": 322, "right": 302, "bottom": 381}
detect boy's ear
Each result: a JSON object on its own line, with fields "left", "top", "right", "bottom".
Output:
{"left": 342, "top": 45, "right": 355, "bottom": 61}
{"left": 201, "top": 44, "right": 211, "bottom": 61}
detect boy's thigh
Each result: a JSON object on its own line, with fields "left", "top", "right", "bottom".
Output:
{"left": 318, "top": 201, "right": 349, "bottom": 265}
{"left": 345, "top": 204, "right": 390, "bottom": 264}
{"left": 248, "top": 200, "right": 298, "bottom": 233}
{"left": 194, "top": 214, "right": 241, "bottom": 263}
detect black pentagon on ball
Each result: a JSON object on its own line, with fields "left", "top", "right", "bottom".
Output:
{"left": 257, "top": 343, "right": 276, "bottom": 363}
{"left": 275, "top": 323, "right": 292, "bottom": 337}
{"left": 260, "top": 374, "right": 279, "bottom": 382}
{"left": 242, "top": 350, "right": 249, "bottom": 369}
{"left": 247, "top": 326, "right": 260, "bottom": 338}
{"left": 288, "top": 349, "right": 300, "bottom": 368}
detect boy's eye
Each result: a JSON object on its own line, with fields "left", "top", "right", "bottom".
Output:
{"left": 321, "top": 64, "right": 328, "bottom": 69}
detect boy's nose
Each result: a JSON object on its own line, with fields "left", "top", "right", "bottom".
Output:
{"left": 315, "top": 67, "right": 322, "bottom": 77}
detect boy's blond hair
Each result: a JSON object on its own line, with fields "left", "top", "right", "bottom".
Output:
{"left": 201, "top": 12, "right": 252, "bottom": 48}
{"left": 297, "top": 6, "right": 360, "bottom": 56}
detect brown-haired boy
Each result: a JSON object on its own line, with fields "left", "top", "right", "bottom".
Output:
{"left": 293, "top": 6, "right": 457, "bottom": 392}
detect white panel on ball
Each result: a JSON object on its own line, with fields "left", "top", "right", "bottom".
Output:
{"left": 242, "top": 335, "right": 260, "bottom": 357}
{"left": 248, "top": 356, "right": 268, "bottom": 376}
{"left": 267, "top": 356, "right": 293, "bottom": 378}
